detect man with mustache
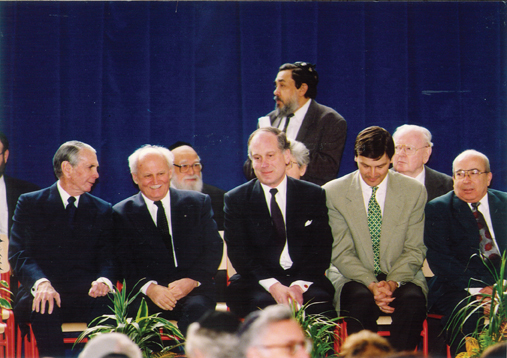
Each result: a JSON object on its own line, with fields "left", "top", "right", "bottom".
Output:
{"left": 169, "top": 143, "right": 225, "bottom": 231}
{"left": 258, "top": 62, "right": 347, "bottom": 186}
{"left": 425, "top": 150, "right": 507, "bottom": 353}
{"left": 324, "top": 126, "right": 427, "bottom": 352}
{"left": 9, "top": 141, "right": 114, "bottom": 357}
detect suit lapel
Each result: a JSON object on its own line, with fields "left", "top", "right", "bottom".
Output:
{"left": 488, "top": 191, "right": 507, "bottom": 254}
{"left": 380, "top": 173, "right": 405, "bottom": 257}
{"left": 295, "top": 100, "right": 317, "bottom": 143}
{"left": 345, "top": 172, "right": 374, "bottom": 262}
{"left": 127, "top": 193, "right": 159, "bottom": 242}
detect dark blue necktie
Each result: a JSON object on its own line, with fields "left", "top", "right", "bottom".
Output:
{"left": 154, "top": 200, "right": 174, "bottom": 265}
{"left": 66, "top": 196, "right": 76, "bottom": 228}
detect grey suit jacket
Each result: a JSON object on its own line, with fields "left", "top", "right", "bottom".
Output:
{"left": 324, "top": 170, "right": 428, "bottom": 311}
{"left": 424, "top": 166, "right": 453, "bottom": 202}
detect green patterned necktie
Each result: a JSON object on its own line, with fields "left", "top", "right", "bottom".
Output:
{"left": 368, "top": 186, "right": 382, "bottom": 275}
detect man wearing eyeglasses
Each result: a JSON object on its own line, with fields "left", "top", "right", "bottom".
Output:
{"left": 392, "top": 125, "right": 453, "bottom": 202}
{"left": 425, "top": 149, "right": 507, "bottom": 353}
{"left": 238, "top": 304, "right": 311, "bottom": 358}
{"left": 258, "top": 62, "right": 347, "bottom": 186}
{"left": 169, "top": 142, "right": 225, "bottom": 231}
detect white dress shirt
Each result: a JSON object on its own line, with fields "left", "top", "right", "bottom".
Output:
{"left": 0, "top": 176, "right": 8, "bottom": 236}
{"left": 258, "top": 176, "right": 312, "bottom": 293}
{"left": 258, "top": 98, "right": 312, "bottom": 140}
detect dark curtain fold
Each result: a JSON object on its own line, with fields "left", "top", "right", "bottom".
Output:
{"left": 1, "top": 1, "right": 505, "bottom": 204}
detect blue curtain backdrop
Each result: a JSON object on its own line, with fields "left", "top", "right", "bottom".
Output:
{"left": 1, "top": 2, "right": 506, "bottom": 204}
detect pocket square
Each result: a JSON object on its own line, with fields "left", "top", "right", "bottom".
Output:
{"left": 305, "top": 220, "right": 312, "bottom": 226}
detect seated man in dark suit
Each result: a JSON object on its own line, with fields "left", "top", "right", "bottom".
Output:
{"left": 225, "top": 127, "right": 336, "bottom": 318}
{"left": 9, "top": 140, "right": 114, "bottom": 357}
{"left": 114, "top": 145, "right": 223, "bottom": 335}
{"left": 392, "top": 124, "right": 453, "bottom": 202}
{"left": 0, "top": 132, "right": 39, "bottom": 238}
{"left": 425, "top": 149, "right": 507, "bottom": 353}
{"left": 169, "top": 142, "right": 226, "bottom": 231}
{"left": 257, "top": 61, "right": 347, "bottom": 186}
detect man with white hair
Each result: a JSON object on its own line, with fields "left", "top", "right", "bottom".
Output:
{"left": 238, "top": 304, "right": 311, "bottom": 358}
{"left": 113, "top": 145, "right": 223, "bottom": 335}
{"left": 169, "top": 142, "right": 226, "bottom": 230}
{"left": 392, "top": 124, "right": 453, "bottom": 202}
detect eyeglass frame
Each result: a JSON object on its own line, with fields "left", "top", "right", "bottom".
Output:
{"left": 255, "top": 338, "right": 313, "bottom": 356}
{"left": 394, "top": 144, "right": 430, "bottom": 156}
{"left": 173, "top": 162, "right": 202, "bottom": 173}
{"left": 453, "top": 168, "right": 490, "bottom": 179}
{"left": 286, "top": 161, "right": 300, "bottom": 169}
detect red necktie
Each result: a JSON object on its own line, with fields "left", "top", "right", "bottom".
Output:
{"left": 471, "top": 202, "right": 500, "bottom": 261}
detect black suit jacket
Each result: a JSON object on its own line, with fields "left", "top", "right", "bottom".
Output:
{"left": 113, "top": 188, "right": 223, "bottom": 297}
{"left": 424, "top": 189, "right": 507, "bottom": 307}
{"left": 4, "top": 175, "right": 39, "bottom": 235}
{"left": 224, "top": 177, "right": 333, "bottom": 285}
{"left": 267, "top": 100, "right": 347, "bottom": 186}
{"left": 202, "top": 183, "right": 225, "bottom": 231}
{"left": 424, "top": 166, "right": 453, "bottom": 202}
{"left": 9, "top": 183, "right": 114, "bottom": 313}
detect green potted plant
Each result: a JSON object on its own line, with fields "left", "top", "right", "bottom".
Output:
{"left": 290, "top": 301, "right": 342, "bottom": 358}
{"left": 447, "top": 252, "right": 507, "bottom": 358}
{"left": 76, "top": 281, "right": 185, "bottom": 358}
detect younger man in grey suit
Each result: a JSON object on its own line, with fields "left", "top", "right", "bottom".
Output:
{"left": 324, "top": 126, "right": 427, "bottom": 351}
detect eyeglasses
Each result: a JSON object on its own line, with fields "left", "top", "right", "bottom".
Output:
{"left": 257, "top": 338, "right": 313, "bottom": 356}
{"left": 173, "top": 163, "right": 202, "bottom": 173}
{"left": 394, "top": 145, "right": 429, "bottom": 156}
{"left": 454, "top": 169, "right": 490, "bottom": 179}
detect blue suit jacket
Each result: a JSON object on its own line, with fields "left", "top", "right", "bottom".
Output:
{"left": 224, "top": 176, "right": 333, "bottom": 286}
{"left": 9, "top": 183, "right": 114, "bottom": 309}
{"left": 113, "top": 188, "right": 223, "bottom": 297}
{"left": 424, "top": 189, "right": 507, "bottom": 307}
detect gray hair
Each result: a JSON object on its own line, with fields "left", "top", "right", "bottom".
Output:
{"left": 452, "top": 149, "right": 490, "bottom": 174}
{"left": 247, "top": 127, "right": 291, "bottom": 159}
{"left": 238, "top": 305, "right": 293, "bottom": 358}
{"left": 128, "top": 145, "right": 174, "bottom": 174}
{"left": 392, "top": 124, "right": 433, "bottom": 147}
{"left": 290, "top": 140, "right": 310, "bottom": 168}
{"left": 53, "top": 141, "right": 96, "bottom": 179}
{"left": 78, "top": 332, "right": 142, "bottom": 358}
{"left": 186, "top": 322, "right": 239, "bottom": 358}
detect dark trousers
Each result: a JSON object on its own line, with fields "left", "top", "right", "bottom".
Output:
{"left": 30, "top": 293, "right": 110, "bottom": 358}
{"left": 226, "top": 274, "right": 337, "bottom": 319}
{"left": 340, "top": 280, "right": 427, "bottom": 352}
{"left": 430, "top": 289, "right": 483, "bottom": 355}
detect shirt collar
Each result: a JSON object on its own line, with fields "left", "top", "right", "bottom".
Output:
{"left": 140, "top": 190, "right": 171, "bottom": 210}
{"left": 260, "top": 175, "right": 288, "bottom": 199}
{"left": 358, "top": 171, "right": 389, "bottom": 195}
{"left": 57, "top": 180, "right": 81, "bottom": 208}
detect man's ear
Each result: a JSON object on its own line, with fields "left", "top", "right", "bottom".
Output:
{"left": 3, "top": 149, "right": 9, "bottom": 164}
{"left": 298, "top": 83, "right": 309, "bottom": 98}
{"left": 132, "top": 173, "right": 139, "bottom": 185}
{"left": 61, "top": 161, "right": 73, "bottom": 178}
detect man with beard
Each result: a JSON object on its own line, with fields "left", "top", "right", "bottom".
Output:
{"left": 0, "top": 132, "right": 39, "bottom": 238}
{"left": 257, "top": 62, "right": 347, "bottom": 186}
{"left": 169, "top": 143, "right": 226, "bottom": 231}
